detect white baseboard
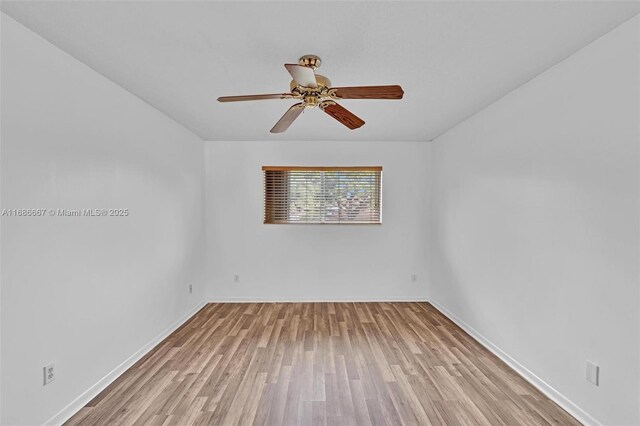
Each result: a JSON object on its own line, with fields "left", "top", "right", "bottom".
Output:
{"left": 429, "top": 299, "right": 600, "bottom": 426}
{"left": 44, "top": 302, "right": 207, "bottom": 426}
{"left": 208, "top": 297, "right": 429, "bottom": 303}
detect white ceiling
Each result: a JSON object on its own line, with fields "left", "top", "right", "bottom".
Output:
{"left": 2, "top": 1, "right": 639, "bottom": 142}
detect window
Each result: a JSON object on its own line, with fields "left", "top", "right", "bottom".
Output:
{"left": 263, "top": 166, "right": 382, "bottom": 224}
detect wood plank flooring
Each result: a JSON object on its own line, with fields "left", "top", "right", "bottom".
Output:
{"left": 66, "top": 303, "right": 580, "bottom": 425}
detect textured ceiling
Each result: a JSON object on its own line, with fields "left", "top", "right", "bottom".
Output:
{"left": 2, "top": 1, "right": 639, "bottom": 141}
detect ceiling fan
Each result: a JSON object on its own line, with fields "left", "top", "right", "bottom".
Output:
{"left": 217, "top": 55, "right": 404, "bottom": 133}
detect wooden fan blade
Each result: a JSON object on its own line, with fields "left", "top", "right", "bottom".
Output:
{"left": 270, "top": 103, "right": 305, "bottom": 133}
{"left": 284, "top": 64, "right": 317, "bottom": 88}
{"left": 331, "top": 85, "right": 404, "bottom": 100}
{"left": 323, "top": 103, "right": 365, "bottom": 130}
{"left": 217, "top": 93, "right": 289, "bottom": 102}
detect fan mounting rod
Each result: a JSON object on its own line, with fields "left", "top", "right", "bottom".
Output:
{"left": 298, "top": 54, "right": 321, "bottom": 70}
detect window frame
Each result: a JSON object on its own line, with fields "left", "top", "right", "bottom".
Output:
{"left": 262, "top": 166, "right": 383, "bottom": 225}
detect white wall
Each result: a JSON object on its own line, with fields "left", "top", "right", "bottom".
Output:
{"left": 1, "top": 14, "right": 205, "bottom": 425}
{"left": 205, "top": 141, "right": 430, "bottom": 302}
{"left": 429, "top": 15, "right": 639, "bottom": 426}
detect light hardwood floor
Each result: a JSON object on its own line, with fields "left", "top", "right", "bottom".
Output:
{"left": 66, "top": 303, "right": 579, "bottom": 425}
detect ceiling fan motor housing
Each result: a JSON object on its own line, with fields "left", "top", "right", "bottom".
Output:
{"left": 290, "top": 56, "right": 333, "bottom": 109}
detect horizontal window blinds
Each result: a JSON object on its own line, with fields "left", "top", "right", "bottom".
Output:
{"left": 263, "top": 166, "right": 382, "bottom": 224}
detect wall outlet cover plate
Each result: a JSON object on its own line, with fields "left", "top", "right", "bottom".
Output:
{"left": 44, "top": 363, "right": 55, "bottom": 385}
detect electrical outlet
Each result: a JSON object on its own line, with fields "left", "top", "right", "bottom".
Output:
{"left": 43, "top": 363, "right": 55, "bottom": 386}
{"left": 586, "top": 360, "right": 599, "bottom": 386}
{"left": 411, "top": 274, "right": 418, "bottom": 282}
{"left": 234, "top": 274, "right": 240, "bottom": 283}
{"left": 188, "top": 284, "right": 193, "bottom": 294}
